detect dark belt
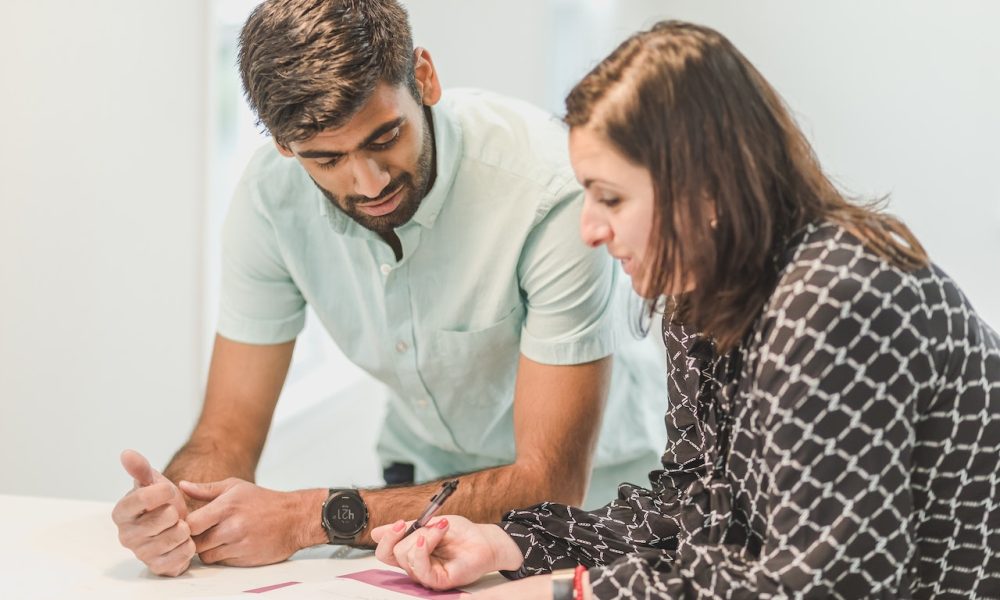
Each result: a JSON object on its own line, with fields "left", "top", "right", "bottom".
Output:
{"left": 382, "top": 462, "right": 415, "bottom": 486}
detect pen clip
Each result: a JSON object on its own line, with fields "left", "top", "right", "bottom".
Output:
{"left": 430, "top": 479, "right": 459, "bottom": 504}
{"left": 404, "top": 479, "right": 460, "bottom": 537}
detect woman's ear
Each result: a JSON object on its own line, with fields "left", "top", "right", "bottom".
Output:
{"left": 412, "top": 47, "right": 442, "bottom": 106}
{"left": 705, "top": 196, "right": 719, "bottom": 229}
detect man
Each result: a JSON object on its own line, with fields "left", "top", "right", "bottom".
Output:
{"left": 112, "top": 0, "right": 665, "bottom": 577}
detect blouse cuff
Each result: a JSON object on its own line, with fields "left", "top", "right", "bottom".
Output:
{"left": 498, "top": 522, "right": 538, "bottom": 580}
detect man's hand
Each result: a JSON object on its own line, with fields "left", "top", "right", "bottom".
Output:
{"left": 181, "top": 478, "right": 315, "bottom": 567}
{"left": 111, "top": 449, "right": 196, "bottom": 577}
{"left": 371, "top": 515, "right": 523, "bottom": 591}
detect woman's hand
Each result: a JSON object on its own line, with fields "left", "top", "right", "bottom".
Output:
{"left": 371, "top": 515, "right": 523, "bottom": 591}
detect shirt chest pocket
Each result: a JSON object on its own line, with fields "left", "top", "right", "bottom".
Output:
{"left": 420, "top": 305, "right": 525, "bottom": 413}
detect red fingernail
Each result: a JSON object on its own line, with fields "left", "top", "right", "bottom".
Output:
{"left": 416, "top": 535, "right": 425, "bottom": 548}
{"left": 392, "top": 520, "right": 405, "bottom": 532}
{"left": 437, "top": 518, "right": 448, "bottom": 529}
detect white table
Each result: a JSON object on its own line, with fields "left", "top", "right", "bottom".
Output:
{"left": 0, "top": 494, "right": 504, "bottom": 599}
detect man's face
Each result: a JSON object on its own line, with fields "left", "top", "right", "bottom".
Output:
{"left": 282, "top": 82, "right": 434, "bottom": 234}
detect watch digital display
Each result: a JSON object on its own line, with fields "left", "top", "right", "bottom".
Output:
{"left": 324, "top": 492, "right": 367, "bottom": 536}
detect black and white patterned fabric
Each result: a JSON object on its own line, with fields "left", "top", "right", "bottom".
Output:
{"left": 500, "top": 221, "right": 1000, "bottom": 598}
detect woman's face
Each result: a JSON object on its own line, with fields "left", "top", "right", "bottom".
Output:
{"left": 570, "top": 125, "right": 658, "bottom": 297}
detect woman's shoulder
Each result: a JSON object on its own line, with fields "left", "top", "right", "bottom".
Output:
{"left": 771, "top": 221, "right": 931, "bottom": 312}
{"left": 749, "top": 221, "right": 926, "bottom": 361}
{"left": 761, "top": 220, "right": 996, "bottom": 355}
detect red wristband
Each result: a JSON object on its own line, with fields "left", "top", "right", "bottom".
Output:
{"left": 573, "top": 564, "right": 587, "bottom": 599}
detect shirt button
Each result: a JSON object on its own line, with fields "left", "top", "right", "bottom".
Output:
{"left": 380, "top": 264, "right": 391, "bottom": 275}
{"left": 395, "top": 341, "right": 408, "bottom": 353}
{"left": 416, "top": 399, "right": 428, "bottom": 409}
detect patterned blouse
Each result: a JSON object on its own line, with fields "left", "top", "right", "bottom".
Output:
{"left": 500, "top": 222, "right": 1000, "bottom": 598}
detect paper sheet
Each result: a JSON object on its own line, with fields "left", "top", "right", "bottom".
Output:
{"left": 245, "top": 581, "right": 303, "bottom": 594}
{"left": 188, "top": 568, "right": 465, "bottom": 599}
{"left": 338, "top": 569, "right": 464, "bottom": 599}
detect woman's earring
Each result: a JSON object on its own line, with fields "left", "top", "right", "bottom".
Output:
{"left": 709, "top": 218, "right": 718, "bottom": 229}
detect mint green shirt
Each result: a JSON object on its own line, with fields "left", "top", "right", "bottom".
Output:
{"left": 219, "top": 89, "right": 666, "bottom": 503}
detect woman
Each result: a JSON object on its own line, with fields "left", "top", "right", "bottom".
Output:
{"left": 372, "top": 21, "right": 1000, "bottom": 599}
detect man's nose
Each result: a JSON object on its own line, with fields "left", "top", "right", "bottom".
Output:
{"left": 351, "top": 155, "right": 391, "bottom": 198}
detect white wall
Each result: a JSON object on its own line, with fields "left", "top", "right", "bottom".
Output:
{"left": 0, "top": 1, "right": 207, "bottom": 500}
{"left": 407, "top": 1, "right": 554, "bottom": 110}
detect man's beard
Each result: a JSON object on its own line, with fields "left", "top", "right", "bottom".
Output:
{"left": 317, "top": 116, "right": 434, "bottom": 235}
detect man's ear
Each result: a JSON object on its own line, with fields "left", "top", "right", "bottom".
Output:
{"left": 274, "top": 139, "right": 294, "bottom": 157}
{"left": 413, "top": 47, "right": 442, "bottom": 106}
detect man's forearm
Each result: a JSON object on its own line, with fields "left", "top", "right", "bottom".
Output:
{"left": 298, "top": 461, "right": 582, "bottom": 548}
{"left": 162, "top": 437, "right": 258, "bottom": 485}
{"left": 166, "top": 335, "right": 290, "bottom": 486}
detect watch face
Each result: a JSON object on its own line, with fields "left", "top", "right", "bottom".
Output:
{"left": 324, "top": 493, "right": 367, "bottom": 536}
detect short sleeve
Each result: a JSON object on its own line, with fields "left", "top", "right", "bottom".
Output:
{"left": 516, "top": 181, "right": 622, "bottom": 365}
{"left": 216, "top": 168, "right": 306, "bottom": 344}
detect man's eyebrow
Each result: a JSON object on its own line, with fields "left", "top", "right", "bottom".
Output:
{"left": 297, "top": 117, "right": 406, "bottom": 160}
{"left": 359, "top": 116, "right": 405, "bottom": 148}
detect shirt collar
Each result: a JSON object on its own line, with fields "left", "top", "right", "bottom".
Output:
{"left": 316, "top": 181, "right": 352, "bottom": 235}
{"left": 316, "top": 98, "right": 464, "bottom": 235}
{"left": 408, "top": 100, "right": 463, "bottom": 230}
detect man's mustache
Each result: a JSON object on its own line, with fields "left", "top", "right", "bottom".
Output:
{"left": 344, "top": 175, "right": 411, "bottom": 207}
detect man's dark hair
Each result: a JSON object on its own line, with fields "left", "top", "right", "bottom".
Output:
{"left": 238, "top": 0, "right": 419, "bottom": 147}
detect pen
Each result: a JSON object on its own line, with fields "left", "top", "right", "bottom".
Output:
{"left": 402, "top": 479, "right": 459, "bottom": 538}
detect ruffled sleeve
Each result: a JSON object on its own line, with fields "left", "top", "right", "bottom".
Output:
{"left": 501, "top": 325, "right": 736, "bottom": 578}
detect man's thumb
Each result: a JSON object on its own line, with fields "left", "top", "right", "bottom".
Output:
{"left": 120, "top": 449, "right": 156, "bottom": 487}
{"left": 178, "top": 479, "right": 229, "bottom": 501}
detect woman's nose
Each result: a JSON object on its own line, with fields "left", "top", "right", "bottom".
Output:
{"left": 580, "top": 205, "right": 611, "bottom": 248}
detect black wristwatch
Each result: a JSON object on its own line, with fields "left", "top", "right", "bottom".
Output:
{"left": 321, "top": 488, "right": 369, "bottom": 545}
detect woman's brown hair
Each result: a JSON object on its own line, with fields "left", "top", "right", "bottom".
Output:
{"left": 565, "top": 21, "right": 928, "bottom": 352}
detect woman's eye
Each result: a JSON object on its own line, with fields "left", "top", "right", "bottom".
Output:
{"left": 600, "top": 197, "right": 621, "bottom": 208}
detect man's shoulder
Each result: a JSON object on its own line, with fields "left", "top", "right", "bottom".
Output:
{"left": 442, "top": 88, "right": 559, "bottom": 127}
{"left": 240, "top": 142, "right": 307, "bottom": 190}
{"left": 441, "top": 88, "right": 579, "bottom": 212}
{"left": 235, "top": 142, "right": 315, "bottom": 212}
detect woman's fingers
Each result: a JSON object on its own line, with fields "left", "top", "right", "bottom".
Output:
{"left": 373, "top": 519, "right": 408, "bottom": 567}
{"left": 380, "top": 517, "right": 481, "bottom": 591}
{"left": 408, "top": 519, "right": 459, "bottom": 590}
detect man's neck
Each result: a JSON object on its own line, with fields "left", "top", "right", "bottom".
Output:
{"left": 380, "top": 231, "right": 403, "bottom": 262}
